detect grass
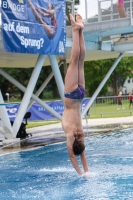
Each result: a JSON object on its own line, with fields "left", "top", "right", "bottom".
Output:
{"left": 89, "top": 101, "right": 133, "bottom": 118}
{"left": 8, "top": 98, "right": 60, "bottom": 103}
{"left": 26, "top": 120, "right": 60, "bottom": 129}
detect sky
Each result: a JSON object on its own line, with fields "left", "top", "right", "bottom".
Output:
{"left": 76, "top": 0, "right": 117, "bottom": 19}
{"left": 0, "top": 0, "right": 1, "bottom": 25}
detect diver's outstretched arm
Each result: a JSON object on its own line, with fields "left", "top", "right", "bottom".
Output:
{"left": 28, "top": 0, "right": 56, "bottom": 39}
{"left": 35, "top": 8, "right": 50, "bottom": 18}
{"left": 67, "top": 136, "right": 83, "bottom": 175}
{"left": 36, "top": 3, "right": 49, "bottom": 13}
{"left": 28, "top": 0, "right": 45, "bottom": 24}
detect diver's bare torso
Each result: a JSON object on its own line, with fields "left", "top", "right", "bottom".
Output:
{"left": 62, "top": 98, "right": 83, "bottom": 136}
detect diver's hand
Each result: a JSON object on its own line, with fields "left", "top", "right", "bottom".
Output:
{"left": 82, "top": 172, "right": 90, "bottom": 178}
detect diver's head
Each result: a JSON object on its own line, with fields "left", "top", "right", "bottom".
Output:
{"left": 73, "top": 139, "right": 85, "bottom": 156}
{"left": 48, "top": 3, "right": 54, "bottom": 10}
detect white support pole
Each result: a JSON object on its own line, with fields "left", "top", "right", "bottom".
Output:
{"left": 110, "top": 0, "right": 113, "bottom": 20}
{"left": 0, "top": 91, "right": 14, "bottom": 139}
{"left": 130, "top": 0, "right": 133, "bottom": 25}
{"left": 98, "top": 0, "right": 102, "bottom": 22}
{"left": 27, "top": 60, "right": 63, "bottom": 110}
{"left": 0, "top": 69, "right": 62, "bottom": 122}
{"left": 49, "top": 55, "right": 64, "bottom": 104}
{"left": 81, "top": 53, "right": 124, "bottom": 118}
{"left": 12, "top": 55, "right": 46, "bottom": 137}
{"left": 85, "top": 0, "right": 88, "bottom": 22}
{"left": 71, "top": 0, "right": 75, "bottom": 17}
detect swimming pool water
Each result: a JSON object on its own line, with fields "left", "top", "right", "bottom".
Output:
{"left": 0, "top": 128, "right": 133, "bottom": 200}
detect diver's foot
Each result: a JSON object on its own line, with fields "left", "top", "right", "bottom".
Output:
{"left": 35, "top": 3, "right": 40, "bottom": 8}
{"left": 28, "top": 0, "right": 31, "bottom": 6}
{"left": 35, "top": 8, "right": 40, "bottom": 13}
{"left": 69, "top": 13, "right": 83, "bottom": 30}
{"left": 76, "top": 14, "right": 84, "bottom": 29}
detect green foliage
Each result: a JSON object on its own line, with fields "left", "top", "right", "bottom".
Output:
{"left": 110, "top": 57, "right": 133, "bottom": 95}
{"left": 27, "top": 120, "right": 59, "bottom": 129}
{"left": 0, "top": 68, "right": 33, "bottom": 100}
{"left": 1, "top": 55, "right": 133, "bottom": 100}
{"left": 84, "top": 60, "right": 109, "bottom": 96}
{"left": 74, "top": 0, "right": 80, "bottom": 5}
{"left": 84, "top": 56, "right": 133, "bottom": 96}
{"left": 0, "top": 65, "right": 64, "bottom": 100}
{"left": 43, "top": 91, "right": 53, "bottom": 99}
{"left": 66, "top": 0, "right": 80, "bottom": 26}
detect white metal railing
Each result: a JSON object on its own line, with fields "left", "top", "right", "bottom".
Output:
{"left": 0, "top": 0, "right": 133, "bottom": 25}
{"left": 88, "top": 95, "right": 133, "bottom": 118}
{"left": 74, "top": 0, "right": 133, "bottom": 23}
{"left": 0, "top": 0, "right": 1, "bottom": 27}
{"left": 83, "top": 0, "right": 133, "bottom": 23}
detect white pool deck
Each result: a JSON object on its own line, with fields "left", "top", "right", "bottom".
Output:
{"left": 0, "top": 116, "right": 133, "bottom": 155}
{"left": 27, "top": 116, "right": 133, "bottom": 133}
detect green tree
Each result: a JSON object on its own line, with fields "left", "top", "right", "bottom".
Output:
{"left": 109, "top": 57, "right": 133, "bottom": 95}
{"left": 84, "top": 57, "right": 133, "bottom": 97}
{"left": 84, "top": 60, "right": 109, "bottom": 96}
{"left": 66, "top": 0, "right": 80, "bottom": 25}
{"left": 0, "top": 75, "right": 10, "bottom": 101}
{"left": 0, "top": 68, "right": 33, "bottom": 100}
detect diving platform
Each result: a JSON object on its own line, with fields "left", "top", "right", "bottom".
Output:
{"left": 0, "top": 17, "right": 133, "bottom": 68}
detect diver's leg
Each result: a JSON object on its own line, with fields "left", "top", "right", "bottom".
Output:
{"left": 64, "top": 14, "right": 81, "bottom": 93}
{"left": 116, "top": 0, "right": 126, "bottom": 18}
{"left": 28, "top": 0, "right": 55, "bottom": 39}
{"left": 28, "top": 0, "right": 45, "bottom": 24}
{"left": 35, "top": 8, "right": 50, "bottom": 18}
{"left": 76, "top": 14, "right": 85, "bottom": 87}
{"left": 36, "top": 3, "right": 50, "bottom": 14}
{"left": 41, "top": 24, "right": 55, "bottom": 39}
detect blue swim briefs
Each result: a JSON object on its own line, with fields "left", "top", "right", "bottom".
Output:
{"left": 64, "top": 85, "right": 85, "bottom": 99}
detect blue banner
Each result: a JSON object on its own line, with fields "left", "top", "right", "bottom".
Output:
{"left": 1, "top": 0, "right": 66, "bottom": 55}
{"left": 5, "top": 98, "right": 90, "bottom": 121}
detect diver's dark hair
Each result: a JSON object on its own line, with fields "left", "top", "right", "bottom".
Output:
{"left": 51, "top": 4, "right": 54, "bottom": 9}
{"left": 50, "top": 4, "right": 61, "bottom": 10}
{"left": 73, "top": 139, "right": 85, "bottom": 156}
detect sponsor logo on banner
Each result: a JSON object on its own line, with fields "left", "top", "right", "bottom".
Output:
{"left": 4, "top": 99, "right": 90, "bottom": 121}
{"left": 18, "top": 0, "right": 24, "bottom": 3}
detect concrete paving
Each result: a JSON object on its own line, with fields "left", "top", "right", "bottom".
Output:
{"left": 27, "top": 116, "right": 133, "bottom": 135}
{"left": 0, "top": 116, "right": 133, "bottom": 155}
